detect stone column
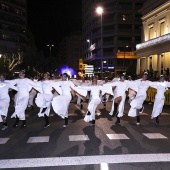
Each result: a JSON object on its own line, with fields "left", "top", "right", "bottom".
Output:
{"left": 136, "top": 58, "right": 140, "bottom": 75}
{"left": 145, "top": 57, "right": 149, "bottom": 71}
{"left": 157, "top": 54, "right": 161, "bottom": 74}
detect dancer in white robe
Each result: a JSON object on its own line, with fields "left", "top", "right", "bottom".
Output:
{"left": 35, "top": 72, "right": 61, "bottom": 128}
{"left": 79, "top": 76, "right": 112, "bottom": 125}
{"left": 5, "top": 70, "right": 42, "bottom": 127}
{"left": 52, "top": 73, "right": 80, "bottom": 127}
{"left": 0, "top": 74, "right": 18, "bottom": 130}
{"left": 128, "top": 73, "right": 151, "bottom": 125}
{"left": 104, "top": 75, "right": 128, "bottom": 124}
{"left": 150, "top": 75, "right": 170, "bottom": 124}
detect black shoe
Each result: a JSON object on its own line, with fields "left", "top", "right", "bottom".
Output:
{"left": 139, "top": 106, "right": 144, "bottom": 114}
{"left": 13, "top": 117, "right": 19, "bottom": 128}
{"left": 21, "top": 120, "right": 26, "bottom": 128}
{"left": 42, "top": 107, "right": 47, "bottom": 113}
{"left": 21, "top": 124, "right": 26, "bottom": 128}
{"left": 136, "top": 116, "right": 140, "bottom": 125}
{"left": 44, "top": 123, "right": 50, "bottom": 128}
{"left": 111, "top": 111, "right": 117, "bottom": 117}
{"left": 115, "top": 117, "right": 120, "bottom": 124}
{"left": 63, "top": 117, "right": 68, "bottom": 127}
{"left": 13, "top": 123, "right": 19, "bottom": 128}
{"left": 92, "top": 119, "right": 95, "bottom": 125}
{"left": 87, "top": 111, "right": 91, "bottom": 115}
{"left": 156, "top": 116, "right": 159, "bottom": 125}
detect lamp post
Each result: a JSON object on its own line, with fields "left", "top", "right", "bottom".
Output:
{"left": 102, "top": 60, "right": 107, "bottom": 73}
{"left": 123, "top": 45, "right": 129, "bottom": 70}
{"left": 47, "top": 44, "right": 54, "bottom": 57}
{"left": 96, "top": 6, "right": 103, "bottom": 74}
{"left": 87, "top": 39, "right": 91, "bottom": 58}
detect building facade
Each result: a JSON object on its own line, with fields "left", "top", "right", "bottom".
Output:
{"left": 0, "top": 0, "right": 27, "bottom": 53}
{"left": 58, "top": 32, "right": 82, "bottom": 72}
{"left": 82, "top": 0, "right": 146, "bottom": 75}
{"left": 136, "top": 0, "right": 170, "bottom": 76}
{"left": 0, "top": 0, "right": 27, "bottom": 72}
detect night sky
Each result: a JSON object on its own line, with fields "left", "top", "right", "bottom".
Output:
{"left": 27, "top": 0, "right": 82, "bottom": 55}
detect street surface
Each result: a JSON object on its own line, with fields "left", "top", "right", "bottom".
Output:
{"left": 0, "top": 98, "right": 170, "bottom": 170}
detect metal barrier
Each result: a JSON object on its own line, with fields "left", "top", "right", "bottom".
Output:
{"left": 145, "top": 88, "right": 170, "bottom": 105}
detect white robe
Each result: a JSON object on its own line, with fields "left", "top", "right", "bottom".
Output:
{"left": 0, "top": 82, "right": 17, "bottom": 122}
{"left": 52, "top": 81, "right": 76, "bottom": 119}
{"left": 104, "top": 81, "right": 128, "bottom": 117}
{"left": 150, "top": 81, "right": 170, "bottom": 118}
{"left": 128, "top": 80, "right": 151, "bottom": 117}
{"left": 36, "top": 80, "right": 56, "bottom": 117}
{"left": 5, "top": 78, "right": 42, "bottom": 120}
{"left": 78, "top": 85, "right": 112, "bottom": 122}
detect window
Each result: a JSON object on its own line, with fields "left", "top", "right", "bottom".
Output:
{"left": 160, "top": 22, "right": 165, "bottom": 36}
{"left": 159, "top": 18, "right": 165, "bottom": 36}
{"left": 148, "top": 24, "right": 154, "bottom": 40}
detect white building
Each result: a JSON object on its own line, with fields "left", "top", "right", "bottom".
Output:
{"left": 136, "top": 0, "right": 170, "bottom": 76}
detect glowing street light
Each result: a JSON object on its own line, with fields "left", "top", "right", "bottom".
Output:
{"left": 96, "top": 6, "right": 104, "bottom": 74}
{"left": 47, "top": 44, "right": 54, "bottom": 57}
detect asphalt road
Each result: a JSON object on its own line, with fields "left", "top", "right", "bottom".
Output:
{"left": 0, "top": 98, "right": 170, "bottom": 170}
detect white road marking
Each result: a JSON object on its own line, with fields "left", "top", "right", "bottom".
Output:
{"left": 69, "top": 135, "right": 89, "bottom": 141}
{"left": 1, "top": 153, "right": 170, "bottom": 168}
{"left": 100, "top": 162, "right": 109, "bottom": 170}
{"left": 106, "top": 134, "right": 130, "bottom": 140}
{"left": 0, "top": 138, "right": 9, "bottom": 144}
{"left": 143, "top": 133, "right": 168, "bottom": 139}
{"left": 27, "top": 136, "right": 50, "bottom": 143}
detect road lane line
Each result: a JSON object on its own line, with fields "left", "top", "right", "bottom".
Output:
{"left": 69, "top": 135, "right": 89, "bottom": 141}
{"left": 106, "top": 134, "right": 130, "bottom": 140}
{"left": 1, "top": 153, "right": 170, "bottom": 168}
{"left": 100, "top": 162, "right": 109, "bottom": 170}
{"left": 143, "top": 133, "right": 168, "bottom": 139}
{"left": 0, "top": 138, "right": 9, "bottom": 144}
{"left": 27, "top": 136, "right": 50, "bottom": 143}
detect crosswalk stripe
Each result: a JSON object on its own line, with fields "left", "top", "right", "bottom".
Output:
{"left": 143, "top": 133, "right": 168, "bottom": 139}
{"left": 27, "top": 136, "right": 50, "bottom": 143}
{"left": 69, "top": 135, "right": 89, "bottom": 141}
{"left": 1, "top": 153, "right": 170, "bottom": 168}
{"left": 0, "top": 138, "right": 9, "bottom": 144}
{"left": 106, "top": 134, "right": 130, "bottom": 140}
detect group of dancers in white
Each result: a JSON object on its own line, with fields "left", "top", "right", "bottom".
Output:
{"left": 0, "top": 70, "right": 170, "bottom": 130}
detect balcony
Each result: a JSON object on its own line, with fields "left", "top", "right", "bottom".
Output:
{"left": 136, "top": 33, "right": 170, "bottom": 50}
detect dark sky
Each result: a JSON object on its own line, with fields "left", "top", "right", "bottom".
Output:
{"left": 27, "top": 0, "right": 82, "bottom": 54}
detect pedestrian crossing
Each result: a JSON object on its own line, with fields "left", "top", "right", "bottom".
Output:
{"left": 0, "top": 132, "right": 168, "bottom": 144}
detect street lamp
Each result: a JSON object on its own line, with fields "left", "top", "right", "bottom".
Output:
{"left": 96, "top": 6, "right": 103, "bottom": 74}
{"left": 102, "top": 60, "right": 107, "bottom": 72}
{"left": 123, "top": 45, "right": 129, "bottom": 70}
{"left": 87, "top": 39, "right": 90, "bottom": 58}
{"left": 47, "top": 44, "right": 54, "bottom": 57}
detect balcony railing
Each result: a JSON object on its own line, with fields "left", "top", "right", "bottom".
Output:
{"left": 136, "top": 33, "right": 170, "bottom": 50}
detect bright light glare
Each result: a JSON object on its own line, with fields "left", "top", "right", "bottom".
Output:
{"left": 96, "top": 6, "right": 103, "bottom": 15}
